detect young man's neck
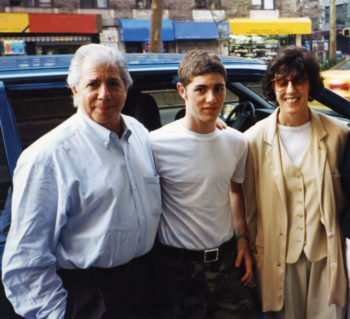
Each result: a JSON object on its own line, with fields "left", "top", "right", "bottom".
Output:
{"left": 181, "top": 116, "right": 217, "bottom": 134}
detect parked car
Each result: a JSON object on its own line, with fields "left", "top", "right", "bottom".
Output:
{"left": 322, "top": 58, "right": 350, "bottom": 101}
{"left": 0, "top": 52, "right": 350, "bottom": 318}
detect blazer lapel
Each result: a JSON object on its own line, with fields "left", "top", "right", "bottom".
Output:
{"left": 310, "top": 109, "right": 327, "bottom": 222}
{"left": 264, "top": 110, "right": 288, "bottom": 211}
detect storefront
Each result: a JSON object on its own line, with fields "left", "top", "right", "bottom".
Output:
{"left": 118, "top": 19, "right": 175, "bottom": 53}
{"left": 227, "top": 18, "right": 311, "bottom": 60}
{"left": 173, "top": 21, "right": 229, "bottom": 54}
{"left": 118, "top": 19, "right": 229, "bottom": 54}
{"left": 0, "top": 13, "right": 101, "bottom": 55}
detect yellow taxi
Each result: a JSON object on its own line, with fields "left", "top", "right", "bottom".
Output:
{"left": 322, "top": 59, "right": 350, "bottom": 100}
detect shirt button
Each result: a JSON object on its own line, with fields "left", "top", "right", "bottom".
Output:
{"left": 297, "top": 226, "right": 303, "bottom": 231}
{"left": 297, "top": 187, "right": 303, "bottom": 192}
{"left": 296, "top": 173, "right": 301, "bottom": 178}
{"left": 331, "top": 263, "right": 337, "bottom": 269}
{"left": 328, "top": 232, "right": 335, "bottom": 238}
{"left": 297, "top": 213, "right": 303, "bottom": 218}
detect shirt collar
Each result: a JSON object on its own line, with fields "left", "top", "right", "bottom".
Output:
{"left": 77, "top": 108, "right": 132, "bottom": 148}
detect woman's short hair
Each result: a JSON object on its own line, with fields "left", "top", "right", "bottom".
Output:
{"left": 262, "top": 46, "right": 324, "bottom": 102}
{"left": 67, "top": 43, "right": 133, "bottom": 95}
{"left": 178, "top": 50, "right": 227, "bottom": 87}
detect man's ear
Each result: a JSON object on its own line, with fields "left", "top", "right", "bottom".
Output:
{"left": 71, "top": 86, "right": 79, "bottom": 107}
{"left": 177, "top": 82, "right": 186, "bottom": 100}
{"left": 71, "top": 86, "right": 78, "bottom": 95}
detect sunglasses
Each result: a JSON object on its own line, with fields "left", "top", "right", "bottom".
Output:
{"left": 272, "top": 75, "right": 308, "bottom": 90}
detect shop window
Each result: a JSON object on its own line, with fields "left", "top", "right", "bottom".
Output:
{"left": 136, "top": 0, "right": 151, "bottom": 9}
{"left": 9, "top": 0, "right": 21, "bottom": 5}
{"left": 80, "top": 0, "right": 108, "bottom": 9}
{"left": 325, "top": 4, "right": 349, "bottom": 27}
{"left": 251, "top": 0, "right": 274, "bottom": 10}
{"left": 263, "top": 0, "right": 274, "bottom": 10}
{"left": 20, "top": 0, "right": 53, "bottom": 7}
{"left": 195, "top": 0, "right": 221, "bottom": 9}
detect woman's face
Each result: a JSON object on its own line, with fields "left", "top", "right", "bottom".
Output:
{"left": 272, "top": 69, "right": 310, "bottom": 126}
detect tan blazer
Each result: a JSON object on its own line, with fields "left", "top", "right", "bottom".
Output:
{"left": 243, "top": 108, "right": 349, "bottom": 312}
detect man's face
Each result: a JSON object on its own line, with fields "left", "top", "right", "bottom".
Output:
{"left": 273, "top": 69, "right": 310, "bottom": 122}
{"left": 72, "top": 56, "right": 127, "bottom": 133}
{"left": 177, "top": 72, "right": 226, "bottom": 128}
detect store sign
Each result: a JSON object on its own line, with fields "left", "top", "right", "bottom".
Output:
{"left": 2, "top": 40, "right": 26, "bottom": 55}
{"left": 0, "top": 13, "right": 99, "bottom": 34}
{"left": 0, "top": 13, "right": 29, "bottom": 33}
{"left": 29, "top": 13, "right": 99, "bottom": 34}
{"left": 228, "top": 18, "right": 312, "bottom": 35}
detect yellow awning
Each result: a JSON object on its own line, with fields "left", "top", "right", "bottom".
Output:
{"left": 227, "top": 18, "right": 312, "bottom": 35}
{"left": 0, "top": 13, "right": 29, "bottom": 33}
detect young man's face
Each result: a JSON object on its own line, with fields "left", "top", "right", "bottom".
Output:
{"left": 177, "top": 72, "right": 226, "bottom": 131}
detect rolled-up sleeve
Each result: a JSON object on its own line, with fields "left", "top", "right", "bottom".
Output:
{"left": 2, "top": 161, "right": 67, "bottom": 319}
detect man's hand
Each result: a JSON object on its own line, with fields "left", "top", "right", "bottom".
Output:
{"left": 235, "top": 237, "right": 254, "bottom": 287}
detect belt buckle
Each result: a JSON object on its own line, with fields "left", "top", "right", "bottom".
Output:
{"left": 204, "top": 248, "right": 219, "bottom": 263}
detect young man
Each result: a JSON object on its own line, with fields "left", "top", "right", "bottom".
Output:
{"left": 150, "top": 50, "right": 257, "bottom": 318}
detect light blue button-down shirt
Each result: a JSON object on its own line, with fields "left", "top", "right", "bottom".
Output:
{"left": 2, "top": 109, "right": 161, "bottom": 319}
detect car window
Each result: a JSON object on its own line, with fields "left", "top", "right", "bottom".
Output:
{"left": 143, "top": 87, "right": 240, "bottom": 126}
{"left": 142, "top": 88, "right": 184, "bottom": 125}
{"left": 6, "top": 87, "right": 75, "bottom": 149}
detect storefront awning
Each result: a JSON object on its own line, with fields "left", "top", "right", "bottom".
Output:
{"left": 174, "top": 22, "right": 229, "bottom": 40}
{"left": 227, "top": 18, "right": 312, "bottom": 35}
{"left": 0, "top": 13, "right": 100, "bottom": 34}
{"left": 29, "top": 13, "right": 100, "bottom": 34}
{"left": 0, "top": 13, "right": 29, "bottom": 33}
{"left": 119, "top": 19, "right": 174, "bottom": 42}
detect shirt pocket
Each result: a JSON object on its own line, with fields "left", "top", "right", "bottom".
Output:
{"left": 144, "top": 175, "right": 162, "bottom": 217}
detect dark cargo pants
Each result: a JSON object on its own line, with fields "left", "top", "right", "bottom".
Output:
{"left": 153, "top": 241, "right": 258, "bottom": 319}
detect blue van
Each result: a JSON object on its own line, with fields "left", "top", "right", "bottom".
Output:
{"left": 0, "top": 53, "right": 349, "bottom": 317}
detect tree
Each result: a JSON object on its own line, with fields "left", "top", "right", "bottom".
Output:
{"left": 149, "top": 0, "right": 163, "bottom": 53}
{"left": 329, "top": 0, "right": 336, "bottom": 59}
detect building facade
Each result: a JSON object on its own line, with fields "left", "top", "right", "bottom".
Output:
{"left": 0, "top": 0, "right": 335, "bottom": 56}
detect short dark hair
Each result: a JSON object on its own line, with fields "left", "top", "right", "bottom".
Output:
{"left": 178, "top": 50, "right": 227, "bottom": 87}
{"left": 262, "top": 46, "right": 324, "bottom": 102}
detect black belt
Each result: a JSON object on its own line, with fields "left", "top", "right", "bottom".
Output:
{"left": 157, "top": 237, "right": 236, "bottom": 263}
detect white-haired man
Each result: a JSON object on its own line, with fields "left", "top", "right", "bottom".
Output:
{"left": 2, "top": 44, "right": 161, "bottom": 319}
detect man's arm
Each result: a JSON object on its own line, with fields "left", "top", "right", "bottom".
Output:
{"left": 2, "top": 162, "right": 67, "bottom": 319}
{"left": 230, "top": 180, "right": 253, "bottom": 286}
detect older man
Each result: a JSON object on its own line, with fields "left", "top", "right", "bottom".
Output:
{"left": 2, "top": 44, "right": 161, "bottom": 319}
{"left": 244, "top": 46, "right": 348, "bottom": 319}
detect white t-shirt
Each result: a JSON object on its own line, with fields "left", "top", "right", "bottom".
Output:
{"left": 278, "top": 121, "right": 312, "bottom": 167}
{"left": 149, "top": 120, "right": 248, "bottom": 250}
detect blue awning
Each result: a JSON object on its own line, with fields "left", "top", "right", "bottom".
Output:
{"left": 118, "top": 19, "right": 174, "bottom": 42}
{"left": 173, "top": 22, "right": 230, "bottom": 40}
